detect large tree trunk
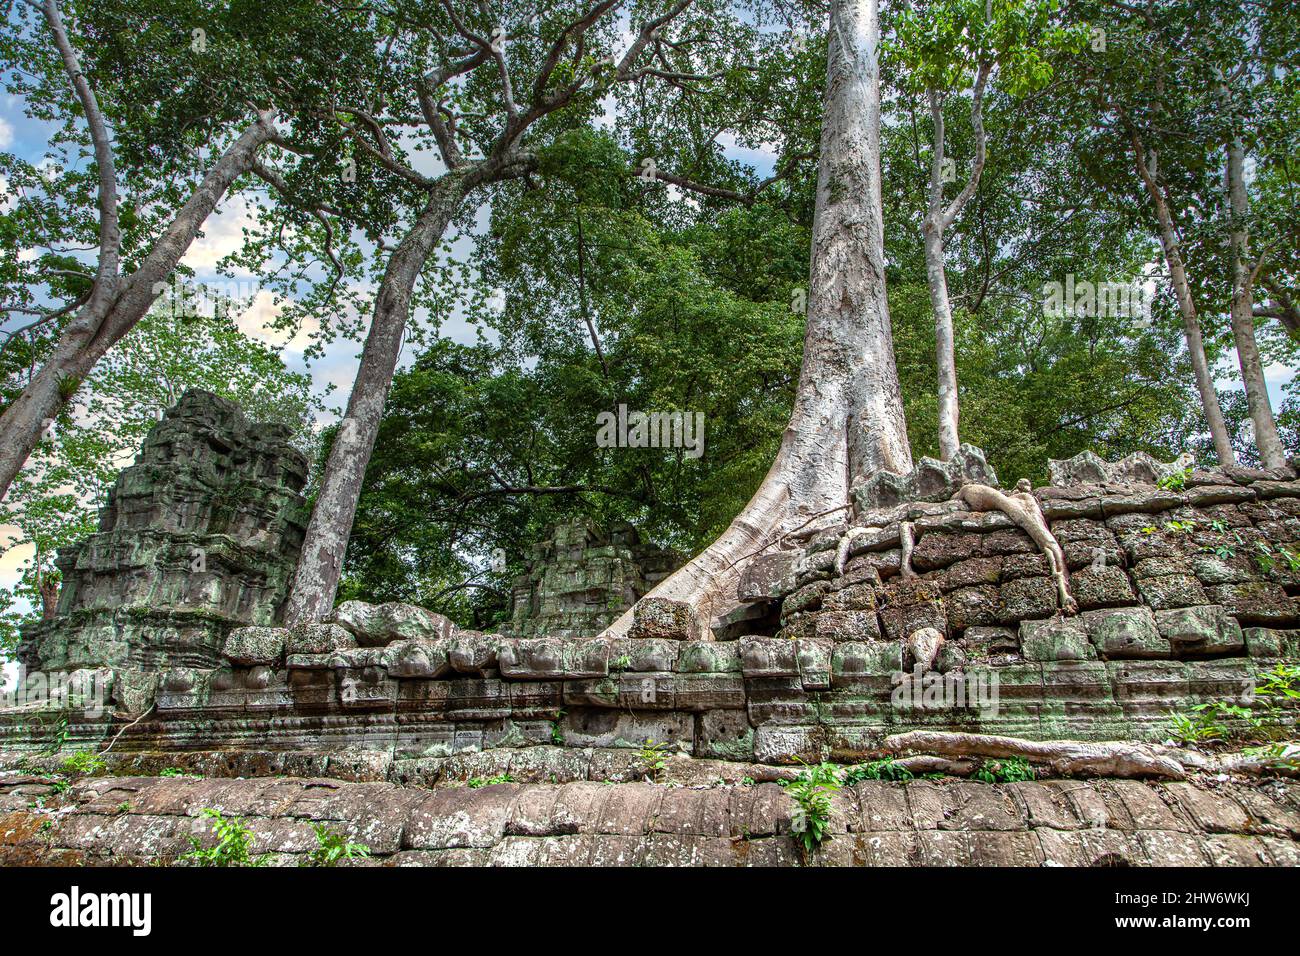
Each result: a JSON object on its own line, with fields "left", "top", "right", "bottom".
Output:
{"left": 1225, "top": 139, "right": 1286, "bottom": 468}
{"left": 601, "top": 0, "right": 911, "bottom": 638}
{"left": 1131, "top": 141, "right": 1235, "bottom": 467}
{"left": 0, "top": 114, "right": 279, "bottom": 503}
{"left": 284, "top": 175, "right": 471, "bottom": 624}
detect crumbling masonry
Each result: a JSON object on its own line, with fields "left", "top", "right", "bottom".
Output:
{"left": 2, "top": 391, "right": 1298, "bottom": 866}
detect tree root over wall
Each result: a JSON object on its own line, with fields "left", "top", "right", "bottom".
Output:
{"left": 884, "top": 730, "right": 1300, "bottom": 781}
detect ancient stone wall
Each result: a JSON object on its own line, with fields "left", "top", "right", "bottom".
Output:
{"left": 3, "top": 770, "right": 1296, "bottom": 866}
{"left": 4, "top": 395, "right": 1298, "bottom": 777}
{"left": 15, "top": 390, "right": 308, "bottom": 674}
{"left": 5, "top": 469, "right": 1297, "bottom": 765}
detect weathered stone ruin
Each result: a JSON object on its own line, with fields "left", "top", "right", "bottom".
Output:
{"left": 3, "top": 393, "right": 1298, "bottom": 866}
{"left": 16, "top": 390, "right": 308, "bottom": 675}
{"left": 504, "top": 521, "right": 680, "bottom": 639}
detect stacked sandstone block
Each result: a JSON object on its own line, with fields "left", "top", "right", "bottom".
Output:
{"left": 505, "top": 521, "right": 679, "bottom": 639}
{"left": 15, "top": 390, "right": 308, "bottom": 673}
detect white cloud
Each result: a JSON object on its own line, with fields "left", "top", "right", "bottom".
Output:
{"left": 234, "top": 288, "right": 321, "bottom": 352}
{"left": 0, "top": 116, "right": 13, "bottom": 149}
{"left": 181, "top": 196, "right": 261, "bottom": 273}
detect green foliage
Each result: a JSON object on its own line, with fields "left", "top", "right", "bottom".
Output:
{"left": 1157, "top": 468, "right": 1190, "bottom": 492}
{"left": 59, "top": 751, "right": 106, "bottom": 777}
{"left": 841, "top": 759, "right": 915, "bottom": 784}
{"left": 1252, "top": 542, "right": 1300, "bottom": 575}
{"left": 973, "top": 757, "right": 1036, "bottom": 783}
{"left": 179, "top": 808, "right": 265, "bottom": 867}
{"left": 639, "top": 739, "right": 670, "bottom": 780}
{"left": 1168, "top": 704, "right": 1231, "bottom": 744}
{"left": 301, "top": 823, "right": 370, "bottom": 867}
{"left": 159, "top": 768, "right": 202, "bottom": 779}
{"left": 1242, "top": 743, "right": 1300, "bottom": 774}
{"left": 781, "top": 760, "right": 841, "bottom": 853}
{"left": 466, "top": 772, "right": 514, "bottom": 789}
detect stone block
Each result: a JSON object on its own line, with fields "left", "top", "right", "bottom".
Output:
{"left": 448, "top": 634, "right": 500, "bottom": 675}
{"left": 997, "top": 576, "right": 1059, "bottom": 623}
{"left": 1070, "top": 565, "right": 1136, "bottom": 609}
{"left": 796, "top": 638, "right": 833, "bottom": 690}
{"left": 333, "top": 600, "right": 456, "bottom": 646}
{"left": 1155, "top": 606, "right": 1245, "bottom": 656}
{"left": 675, "top": 642, "right": 741, "bottom": 674}
{"left": 822, "top": 582, "right": 879, "bottom": 612}
{"left": 609, "top": 638, "right": 680, "bottom": 672}
{"left": 812, "top": 609, "right": 881, "bottom": 642}
{"left": 831, "top": 641, "right": 902, "bottom": 681}
{"left": 382, "top": 639, "right": 451, "bottom": 679}
{"left": 1019, "top": 617, "right": 1095, "bottom": 662}
{"left": 737, "top": 550, "right": 799, "bottom": 602}
{"left": 223, "top": 626, "right": 286, "bottom": 666}
{"left": 1204, "top": 582, "right": 1300, "bottom": 626}
{"left": 285, "top": 623, "right": 355, "bottom": 656}
{"left": 1135, "top": 574, "right": 1209, "bottom": 610}
{"left": 628, "top": 598, "right": 699, "bottom": 641}
{"left": 1083, "top": 606, "right": 1170, "bottom": 659}
{"left": 739, "top": 638, "right": 799, "bottom": 678}
{"left": 945, "top": 586, "right": 1000, "bottom": 630}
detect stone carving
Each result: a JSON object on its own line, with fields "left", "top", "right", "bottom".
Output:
{"left": 15, "top": 389, "right": 307, "bottom": 673}
{"left": 905, "top": 626, "right": 945, "bottom": 672}
{"left": 506, "top": 520, "right": 680, "bottom": 639}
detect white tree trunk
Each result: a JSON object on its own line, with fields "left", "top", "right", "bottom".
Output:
{"left": 601, "top": 0, "right": 912, "bottom": 638}
{"left": 0, "top": 114, "right": 279, "bottom": 503}
{"left": 284, "top": 175, "right": 471, "bottom": 624}
{"left": 924, "top": 69, "right": 988, "bottom": 462}
{"left": 1225, "top": 139, "right": 1286, "bottom": 469}
{"left": 925, "top": 222, "right": 960, "bottom": 460}
{"left": 1132, "top": 143, "right": 1235, "bottom": 467}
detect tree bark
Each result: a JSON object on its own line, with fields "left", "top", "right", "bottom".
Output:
{"left": 1224, "top": 138, "right": 1287, "bottom": 469}
{"left": 0, "top": 114, "right": 279, "bottom": 503}
{"left": 1130, "top": 139, "right": 1236, "bottom": 467}
{"left": 284, "top": 174, "right": 472, "bottom": 624}
{"left": 924, "top": 68, "right": 988, "bottom": 462}
{"left": 885, "top": 730, "right": 1299, "bottom": 780}
{"left": 601, "top": 0, "right": 912, "bottom": 638}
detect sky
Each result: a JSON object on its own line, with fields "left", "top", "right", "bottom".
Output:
{"left": 1, "top": 42, "right": 1296, "bottom": 691}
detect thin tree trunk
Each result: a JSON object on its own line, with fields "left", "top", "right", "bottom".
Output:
{"left": 925, "top": 91, "right": 960, "bottom": 460}
{"left": 923, "top": 66, "right": 988, "bottom": 462}
{"left": 1131, "top": 139, "right": 1236, "bottom": 466}
{"left": 284, "top": 175, "right": 472, "bottom": 624}
{"left": 1225, "top": 139, "right": 1286, "bottom": 468}
{"left": 925, "top": 223, "right": 959, "bottom": 459}
{"left": 601, "top": 0, "right": 911, "bottom": 638}
{"left": 0, "top": 114, "right": 279, "bottom": 503}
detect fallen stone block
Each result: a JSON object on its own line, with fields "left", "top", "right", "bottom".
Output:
{"left": 332, "top": 600, "right": 456, "bottom": 646}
